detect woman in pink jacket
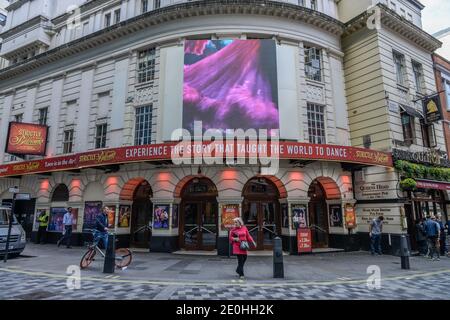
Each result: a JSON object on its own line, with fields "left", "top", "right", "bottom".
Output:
{"left": 229, "top": 217, "right": 256, "bottom": 280}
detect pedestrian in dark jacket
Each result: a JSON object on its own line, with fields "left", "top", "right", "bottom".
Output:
{"left": 229, "top": 218, "right": 256, "bottom": 280}
{"left": 424, "top": 216, "right": 441, "bottom": 261}
{"left": 436, "top": 214, "right": 446, "bottom": 256}
{"left": 94, "top": 207, "right": 109, "bottom": 249}
{"left": 415, "top": 219, "right": 427, "bottom": 256}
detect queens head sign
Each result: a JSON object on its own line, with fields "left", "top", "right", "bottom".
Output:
{"left": 5, "top": 122, "right": 48, "bottom": 156}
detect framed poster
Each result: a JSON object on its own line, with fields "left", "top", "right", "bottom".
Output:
{"left": 329, "top": 204, "right": 343, "bottom": 228}
{"left": 105, "top": 205, "right": 116, "bottom": 228}
{"left": 221, "top": 204, "right": 240, "bottom": 230}
{"left": 82, "top": 201, "right": 103, "bottom": 230}
{"left": 47, "top": 208, "right": 66, "bottom": 232}
{"left": 172, "top": 204, "right": 179, "bottom": 229}
{"left": 344, "top": 203, "right": 357, "bottom": 229}
{"left": 118, "top": 205, "right": 131, "bottom": 228}
{"left": 153, "top": 204, "right": 170, "bottom": 229}
{"left": 291, "top": 204, "right": 308, "bottom": 230}
{"left": 71, "top": 208, "right": 79, "bottom": 232}
{"left": 281, "top": 203, "right": 289, "bottom": 228}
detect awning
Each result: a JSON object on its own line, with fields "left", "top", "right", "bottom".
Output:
{"left": 416, "top": 179, "right": 450, "bottom": 191}
{"left": 400, "top": 105, "right": 424, "bottom": 119}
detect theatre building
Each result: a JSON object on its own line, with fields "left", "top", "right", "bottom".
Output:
{"left": 0, "top": 0, "right": 437, "bottom": 255}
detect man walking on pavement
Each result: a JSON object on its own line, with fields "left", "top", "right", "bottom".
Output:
{"left": 35, "top": 210, "right": 49, "bottom": 244}
{"left": 369, "top": 216, "right": 384, "bottom": 255}
{"left": 57, "top": 207, "right": 74, "bottom": 248}
{"left": 436, "top": 214, "right": 446, "bottom": 257}
{"left": 424, "top": 215, "right": 441, "bottom": 261}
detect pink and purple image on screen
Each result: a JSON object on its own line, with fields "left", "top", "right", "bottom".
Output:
{"left": 183, "top": 40, "right": 279, "bottom": 133}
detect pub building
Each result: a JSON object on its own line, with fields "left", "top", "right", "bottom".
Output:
{"left": 0, "top": 0, "right": 441, "bottom": 256}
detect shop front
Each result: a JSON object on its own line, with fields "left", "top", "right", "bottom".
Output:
{"left": 0, "top": 140, "right": 393, "bottom": 255}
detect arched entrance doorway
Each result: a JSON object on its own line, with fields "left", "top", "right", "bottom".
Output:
{"left": 130, "top": 180, "right": 153, "bottom": 248}
{"left": 308, "top": 178, "right": 341, "bottom": 248}
{"left": 180, "top": 178, "right": 218, "bottom": 251}
{"left": 242, "top": 177, "right": 281, "bottom": 250}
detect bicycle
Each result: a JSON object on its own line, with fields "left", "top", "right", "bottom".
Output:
{"left": 80, "top": 229, "right": 132, "bottom": 270}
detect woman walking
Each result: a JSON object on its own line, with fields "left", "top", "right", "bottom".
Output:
{"left": 229, "top": 217, "right": 256, "bottom": 280}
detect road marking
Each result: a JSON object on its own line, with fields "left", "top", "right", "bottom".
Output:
{"left": 1, "top": 267, "right": 450, "bottom": 288}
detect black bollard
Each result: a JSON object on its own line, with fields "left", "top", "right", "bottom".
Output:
{"left": 103, "top": 233, "right": 116, "bottom": 274}
{"left": 273, "top": 237, "right": 284, "bottom": 278}
{"left": 400, "top": 235, "right": 410, "bottom": 270}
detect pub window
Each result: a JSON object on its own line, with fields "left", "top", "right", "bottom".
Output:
{"left": 304, "top": 46, "right": 322, "bottom": 82}
{"left": 393, "top": 51, "right": 407, "bottom": 86}
{"left": 137, "top": 48, "right": 156, "bottom": 83}
{"left": 38, "top": 108, "right": 48, "bottom": 126}
{"left": 412, "top": 61, "right": 425, "bottom": 93}
{"left": 401, "top": 111, "right": 415, "bottom": 145}
{"left": 63, "top": 129, "right": 74, "bottom": 154}
{"left": 307, "top": 103, "right": 326, "bottom": 144}
{"left": 134, "top": 105, "right": 153, "bottom": 146}
{"left": 444, "top": 79, "right": 450, "bottom": 111}
{"left": 421, "top": 123, "right": 436, "bottom": 148}
{"left": 95, "top": 123, "right": 108, "bottom": 149}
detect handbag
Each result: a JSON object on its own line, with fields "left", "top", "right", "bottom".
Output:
{"left": 240, "top": 240, "right": 250, "bottom": 250}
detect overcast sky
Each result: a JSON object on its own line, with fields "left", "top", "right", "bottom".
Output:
{"left": 421, "top": 0, "right": 450, "bottom": 35}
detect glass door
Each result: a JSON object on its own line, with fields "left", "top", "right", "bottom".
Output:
{"left": 130, "top": 199, "right": 153, "bottom": 248}
{"left": 243, "top": 201, "right": 279, "bottom": 250}
{"left": 183, "top": 203, "right": 200, "bottom": 249}
{"left": 261, "top": 202, "right": 277, "bottom": 249}
{"left": 309, "top": 202, "right": 329, "bottom": 248}
{"left": 200, "top": 201, "right": 218, "bottom": 250}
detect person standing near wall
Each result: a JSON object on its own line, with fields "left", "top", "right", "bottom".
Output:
{"left": 435, "top": 214, "right": 446, "bottom": 257}
{"left": 424, "top": 215, "right": 441, "bottom": 261}
{"left": 229, "top": 217, "right": 256, "bottom": 281}
{"left": 35, "top": 210, "right": 49, "bottom": 244}
{"left": 415, "top": 219, "right": 427, "bottom": 256}
{"left": 369, "top": 216, "right": 384, "bottom": 255}
{"left": 57, "top": 207, "right": 73, "bottom": 249}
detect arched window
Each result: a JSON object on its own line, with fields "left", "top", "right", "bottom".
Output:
{"left": 51, "top": 184, "right": 69, "bottom": 202}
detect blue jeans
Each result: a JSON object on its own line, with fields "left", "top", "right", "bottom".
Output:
{"left": 93, "top": 231, "right": 108, "bottom": 251}
{"left": 370, "top": 234, "right": 382, "bottom": 255}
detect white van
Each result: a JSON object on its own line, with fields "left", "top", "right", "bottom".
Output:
{"left": 0, "top": 206, "right": 27, "bottom": 258}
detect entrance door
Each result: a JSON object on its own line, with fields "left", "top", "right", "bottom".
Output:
{"left": 308, "top": 201, "right": 329, "bottom": 248}
{"left": 182, "top": 200, "right": 218, "bottom": 250}
{"left": 242, "top": 201, "right": 279, "bottom": 250}
{"left": 130, "top": 199, "right": 152, "bottom": 248}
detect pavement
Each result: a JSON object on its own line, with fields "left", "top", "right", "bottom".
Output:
{"left": 1, "top": 243, "right": 450, "bottom": 300}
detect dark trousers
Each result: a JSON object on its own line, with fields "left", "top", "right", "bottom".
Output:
{"left": 440, "top": 234, "right": 447, "bottom": 255}
{"left": 236, "top": 254, "right": 248, "bottom": 277}
{"left": 427, "top": 236, "right": 439, "bottom": 259}
{"left": 417, "top": 240, "right": 428, "bottom": 255}
{"left": 36, "top": 226, "right": 47, "bottom": 244}
{"left": 59, "top": 226, "right": 72, "bottom": 247}
{"left": 370, "top": 234, "right": 382, "bottom": 254}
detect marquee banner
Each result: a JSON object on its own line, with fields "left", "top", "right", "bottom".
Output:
{"left": 0, "top": 141, "right": 393, "bottom": 178}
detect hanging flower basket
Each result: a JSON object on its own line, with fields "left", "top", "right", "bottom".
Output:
{"left": 399, "top": 178, "right": 417, "bottom": 192}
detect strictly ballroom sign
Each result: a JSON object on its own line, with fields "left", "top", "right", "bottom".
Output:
{"left": 5, "top": 122, "right": 48, "bottom": 156}
{"left": 0, "top": 141, "right": 393, "bottom": 177}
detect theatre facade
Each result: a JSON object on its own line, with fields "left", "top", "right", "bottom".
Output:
{"left": 0, "top": 0, "right": 438, "bottom": 255}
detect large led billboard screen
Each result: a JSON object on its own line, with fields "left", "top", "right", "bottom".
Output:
{"left": 183, "top": 40, "right": 279, "bottom": 133}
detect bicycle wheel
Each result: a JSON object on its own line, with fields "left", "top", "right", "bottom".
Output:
{"left": 80, "top": 249, "right": 96, "bottom": 269}
{"left": 115, "top": 248, "right": 132, "bottom": 268}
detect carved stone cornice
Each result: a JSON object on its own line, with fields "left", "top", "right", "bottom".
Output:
{"left": 0, "top": 0, "right": 344, "bottom": 82}
{"left": 343, "top": 3, "right": 441, "bottom": 53}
